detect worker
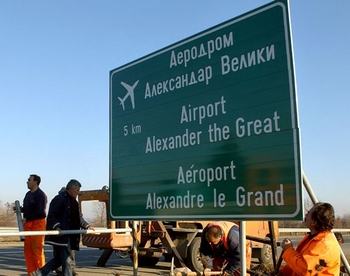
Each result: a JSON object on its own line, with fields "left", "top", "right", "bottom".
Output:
{"left": 17, "top": 174, "right": 47, "bottom": 275}
{"left": 335, "top": 232, "right": 344, "bottom": 245}
{"left": 30, "top": 179, "right": 94, "bottom": 276}
{"left": 278, "top": 202, "right": 340, "bottom": 276}
{"left": 200, "top": 221, "right": 251, "bottom": 276}
{"left": 54, "top": 187, "right": 94, "bottom": 276}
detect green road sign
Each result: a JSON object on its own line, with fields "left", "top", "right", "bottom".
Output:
{"left": 109, "top": 0, "right": 302, "bottom": 220}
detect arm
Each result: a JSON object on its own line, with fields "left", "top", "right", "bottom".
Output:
{"left": 223, "top": 226, "right": 241, "bottom": 275}
{"left": 200, "top": 227, "right": 213, "bottom": 269}
{"left": 46, "top": 195, "right": 65, "bottom": 230}
{"left": 280, "top": 246, "right": 309, "bottom": 276}
{"left": 36, "top": 190, "right": 47, "bottom": 218}
{"left": 281, "top": 234, "right": 338, "bottom": 276}
{"left": 80, "top": 213, "right": 94, "bottom": 230}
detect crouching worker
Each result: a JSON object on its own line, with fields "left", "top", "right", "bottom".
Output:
{"left": 200, "top": 221, "right": 251, "bottom": 276}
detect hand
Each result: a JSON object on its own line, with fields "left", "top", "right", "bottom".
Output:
{"left": 56, "top": 227, "right": 63, "bottom": 236}
{"left": 221, "top": 271, "right": 230, "bottom": 276}
{"left": 87, "top": 226, "right": 95, "bottom": 231}
{"left": 281, "top": 238, "right": 293, "bottom": 251}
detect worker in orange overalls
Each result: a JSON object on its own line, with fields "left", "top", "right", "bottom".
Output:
{"left": 19, "top": 174, "right": 47, "bottom": 275}
{"left": 200, "top": 221, "right": 251, "bottom": 276}
{"left": 278, "top": 202, "right": 340, "bottom": 276}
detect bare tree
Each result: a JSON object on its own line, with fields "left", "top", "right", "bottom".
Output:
{"left": 90, "top": 202, "right": 107, "bottom": 227}
{"left": 0, "top": 201, "right": 16, "bottom": 226}
{"left": 303, "top": 197, "right": 313, "bottom": 213}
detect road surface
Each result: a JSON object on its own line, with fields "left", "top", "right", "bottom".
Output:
{"left": 1, "top": 235, "right": 350, "bottom": 276}
{"left": 0, "top": 243, "right": 170, "bottom": 276}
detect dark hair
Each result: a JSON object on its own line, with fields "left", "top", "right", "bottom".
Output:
{"left": 334, "top": 232, "right": 344, "bottom": 244}
{"left": 30, "top": 174, "right": 41, "bottom": 185}
{"left": 66, "top": 179, "right": 82, "bottom": 190}
{"left": 206, "top": 226, "right": 222, "bottom": 239}
{"left": 311, "top": 202, "right": 335, "bottom": 232}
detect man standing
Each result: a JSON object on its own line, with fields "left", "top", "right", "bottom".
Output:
{"left": 54, "top": 187, "right": 94, "bottom": 276}
{"left": 31, "top": 179, "right": 93, "bottom": 276}
{"left": 20, "top": 174, "right": 47, "bottom": 275}
{"left": 278, "top": 202, "right": 340, "bottom": 276}
{"left": 200, "top": 221, "right": 251, "bottom": 276}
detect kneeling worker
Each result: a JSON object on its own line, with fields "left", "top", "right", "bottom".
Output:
{"left": 200, "top": 221, "right": 251, "bottom": 276}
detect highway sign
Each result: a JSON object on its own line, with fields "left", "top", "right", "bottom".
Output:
{"left": 109, "top": 0, "right": 302, "bottom": 220}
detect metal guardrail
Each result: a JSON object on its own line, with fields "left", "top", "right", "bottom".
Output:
{"left": 0, "top": 227, "right": 18, "bottom": 231}
{"left": 1, "top": 227, "right": 350, "bottom": 237}
{"left": 0, "top": 227, "right": 132, "bottom": 237}
{"left": 279, "top": 228, "right": 350, "bottom": 233}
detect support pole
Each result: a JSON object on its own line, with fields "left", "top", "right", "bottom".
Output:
{"left": 268, "top": 221, "right": 278, "bottom": 268}
{"left": 240, "top": 221, "right": 246, "bottom": 276}
{"left": 157, "top": 221, "right": 187, "bottom": 268}
{"left": 14, "top": 200, "right": 24, "bottom": 241}
{"left": 302, "top": 173, "right": 318, "bottom": 203}
{"left": 132, "top": 221, "right": 139, "bottom": 276}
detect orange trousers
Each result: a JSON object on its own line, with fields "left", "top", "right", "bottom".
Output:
{"left": 23, "top": 218, "right": 46, "bottom": 275}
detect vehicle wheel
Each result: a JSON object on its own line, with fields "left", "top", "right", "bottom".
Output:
{"left": 186, "top": 237, "right": 204, "bottom": 273}
{"left": 258, "top": 241, "right": 273, "bottom": 264}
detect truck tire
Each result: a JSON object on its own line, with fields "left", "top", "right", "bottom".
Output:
{"left": 258, "top": 241, "right": 273, "bottom": 264}
{"left": 186, "top": 237, "right": 204, "bottom": 273}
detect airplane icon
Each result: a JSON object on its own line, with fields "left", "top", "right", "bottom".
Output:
{"left": 118, "top": 79, "right": 139, "bottom": 110}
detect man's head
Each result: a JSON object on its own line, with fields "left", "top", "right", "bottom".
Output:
{"left": 335, "top": 232, "right": 344, "bottom": 245}
{"left": 66, "top": 179, "right": 82, "bottom": 198}
{"left": 206, "top": 226, "right": 223, "bottom": 246}
{"left": 27, "top": 174, "right": 41, "bottom": 191}
{"left": 305, "top": 202, "right": 335, "bottom": 233}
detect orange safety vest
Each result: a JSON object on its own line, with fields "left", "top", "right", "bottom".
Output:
{"left": 207, "top": 221, "right": 252, "bottom": 270}
{"left": 280, "top": 231, "right": 340, "bottom": 276}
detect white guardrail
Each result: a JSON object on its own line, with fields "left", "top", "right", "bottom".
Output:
{"left": 0, "top": 227, "right": 132, "bottom": 237}
{"left": 2, "top": 226, "right": 349, "bottom": 276}
{"left": 0, "top": 227, "right": 350, "bottom": 237}
{"left": 279, "top": 228, "right": 350, "bottom": 233}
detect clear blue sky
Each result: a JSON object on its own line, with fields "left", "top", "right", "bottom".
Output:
{"left": 1, "top": 1, "right": 349, "bottom": 217}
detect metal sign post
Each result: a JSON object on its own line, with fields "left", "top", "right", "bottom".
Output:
{"left": 14, "top": 200, "right": 24, "bottom": 241}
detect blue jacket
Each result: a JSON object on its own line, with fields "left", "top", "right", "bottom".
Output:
{"left": 200, "top": 222, "right": 241, "bottom": 274}
{"left": 45, "top": 191, "right": 89, "bottom": 250}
